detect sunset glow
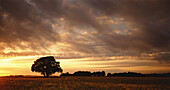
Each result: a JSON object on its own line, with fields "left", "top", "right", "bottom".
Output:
{"left": 0, "top": 0, "right": 170, "bottom": 76}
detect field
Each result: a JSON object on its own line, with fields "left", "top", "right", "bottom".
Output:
{"left": 0, "top": 77, "right": 170, "bottom": 90}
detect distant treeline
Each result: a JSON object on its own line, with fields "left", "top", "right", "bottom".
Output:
{"left": 60, "top": 71, "right": 105, "bottom": 76}
{"left": 107, "top": 72, "right": 170, "bottom": 77}
{"left": 5, "top": 71, "right": 170, "bottom": 78}
{"left": 61, "top": 71, "right": 170, "bottom": 77}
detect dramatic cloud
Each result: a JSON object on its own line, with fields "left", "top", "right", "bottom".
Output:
{"left": 0, "top": 0, "right": 60, "bottom": 50}
{"left": 81, "top": 0, "right": 170, "bottom": 57}
{"left": 0, "top": 0, "right": 170, "bottom": 62}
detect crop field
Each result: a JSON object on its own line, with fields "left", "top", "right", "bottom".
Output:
{"left": 0, "top": 77, "right": 170, "bottom": 90}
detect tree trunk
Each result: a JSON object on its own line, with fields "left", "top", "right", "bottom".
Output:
{"left": 43, "top": 73, "right": 46, "bottom": 78}
{"left": 46, "top": 73, "right": 49, "bottom": 78}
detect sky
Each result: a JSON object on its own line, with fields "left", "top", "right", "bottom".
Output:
{"left": 0, "top": 0, "right": 170, "bottom": 76}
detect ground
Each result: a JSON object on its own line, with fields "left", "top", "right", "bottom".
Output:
{"left": 0, "top": 77, "right": 170, "bottom": 90}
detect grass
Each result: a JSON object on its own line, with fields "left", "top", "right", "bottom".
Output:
{"left": 0, "top": 77, "right": 170, "bottom": 90}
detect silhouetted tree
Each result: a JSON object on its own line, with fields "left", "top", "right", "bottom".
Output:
{"left": 92, "top": 71, "right": 105, "bottom": 76}
{"left": 107, "top": 73, "right": 112, "bottom": 77}
{"left": 31, "top": 56, "right": 63, "bottom": 78}
{"left": 102, "top": 71, "right": 106, "bottom": 76}
{"left": 60, "top": 72, "right": 73, "bottom": 76}
{"left": 73, "top": 71, "right": 91, "bottom": 76}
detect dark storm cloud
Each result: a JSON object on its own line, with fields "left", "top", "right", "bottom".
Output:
{"left": 153, "top": 52, "right": 170, "bottom": 62}
{"left": 0, "top": 0, "right": 170, "bottom": 61}
{"left": 30, "top": 0, "right": 63, "bottom": 21}
{"left": 0, "top": 0, "right": 60, "bottom": 49}
{"left": 80, "top": 0, "right": 170, "bottom": 61}
{"left": 85, "top": 0, "right": 170, "bottom": 45}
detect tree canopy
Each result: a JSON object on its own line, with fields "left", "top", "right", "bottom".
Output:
{"left": 31, "top": 56, "right": 63, "bottom": 78}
